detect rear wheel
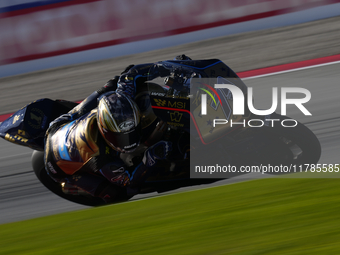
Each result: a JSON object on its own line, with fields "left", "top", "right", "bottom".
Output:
{"left": 260, "top": 113, "right": 321, "bottom": 169}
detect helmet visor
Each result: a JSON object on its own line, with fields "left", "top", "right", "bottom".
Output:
{"left": 102, "top": 123, "right": 141, "bottom": 152}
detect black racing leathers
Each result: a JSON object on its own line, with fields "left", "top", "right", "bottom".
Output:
{"left": 43, "top": 65, "right": 170, "bottom": 202}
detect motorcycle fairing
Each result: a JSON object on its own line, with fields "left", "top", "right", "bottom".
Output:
{"left": 147, "top": 60, "right": 250, "bottom": 144}
{"left": 49, "top": 111, "right": 100, "bottom": 175}
{"left": 150, "top": 95, "right": 191, "bottom": 131}
{"left": 0, "top": 99, "right": 78, "bottom": 151}
{"left": 0, "top": 99, "right": 57, "bottom": 151}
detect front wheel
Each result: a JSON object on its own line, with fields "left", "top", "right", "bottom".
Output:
{"left": 31, "top": 150, "right": 106, "bottom": 206}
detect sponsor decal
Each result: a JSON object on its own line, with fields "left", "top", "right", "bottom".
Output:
{"left": 153, "top": 98, "right": 167, "bottom": 106}
{"left": 119, "top": 120, "right": 135, "bottom": 131}
{"left": 150, "top": 92, "right": 166, "bottom": 97}
{"left": 170, "top": 111, "right": 183, "bottom": 122}
{"left": 47, "top": 162, "right": 57, "bottom": 174}
{"left": 167, "top": 122, "right": 184, "bottom": 127}
{"left": 168, "top": 101, "right": 186, "bottom": 109}
{"left": 28, "top": 108, "right": 45, "bottom": 129}
{"left": 4, "top": 133, "right": 28, "bottom": 143}
{"left": 18, "top": 130, "right": 26, "bottom": 136}
{"left": 12, "top": 115, "right": 21, "bottom": 124}
{"left": 153, "top": 98, "right": 187, "bottom": 109}
{"left": 52, "top": 140, "right": 61, "bottom": 161}
{"left": 124, "top": 142, "right": 137, "bottom": 149}
{"left": 110, "top": 166, "right": 129, "bottom": 185}
{"left": 110, "top": 166, "right": 125, "bottom": 172}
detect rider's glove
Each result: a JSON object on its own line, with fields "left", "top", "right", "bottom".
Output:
{"left": 142, "top": 141, "right": 172, "bottom": 168}
{"left": 98, "top": 76, "right": 120, "bottom": 93}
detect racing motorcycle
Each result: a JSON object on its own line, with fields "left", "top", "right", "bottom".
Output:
{"left": 0, "top": 59, "right": 321, "bottom": 206}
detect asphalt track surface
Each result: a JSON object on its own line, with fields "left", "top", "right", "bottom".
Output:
{"left": 0, "top": 16, "right": 339, "bottom": 224}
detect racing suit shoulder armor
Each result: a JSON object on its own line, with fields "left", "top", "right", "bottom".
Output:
{"left": 46, "top": 111, "right": 100, "bottom": 176}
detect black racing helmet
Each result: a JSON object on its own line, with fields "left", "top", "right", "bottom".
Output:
{"left": 97, "top": 92, "right": 141, "bottom": 153}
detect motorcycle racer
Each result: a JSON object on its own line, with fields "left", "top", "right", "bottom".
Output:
{"left": 43, "top": 55, "right": 191, "bottom": 203}
{"left": 0, "top": 55, "right": 322, "bottom": 206}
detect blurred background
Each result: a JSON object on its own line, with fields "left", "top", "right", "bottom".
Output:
{"left": 0, "top": 0, "right": 340, "bottom": 114}
{"left": 1, "top": 0, "right": 340, "bottom": 112}
{"left": 0, "top": 0, "right": 339, "bottom": 227}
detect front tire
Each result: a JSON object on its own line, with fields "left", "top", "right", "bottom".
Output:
{"left": 31, "top": 150, "right": 106, "bottom": 206}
